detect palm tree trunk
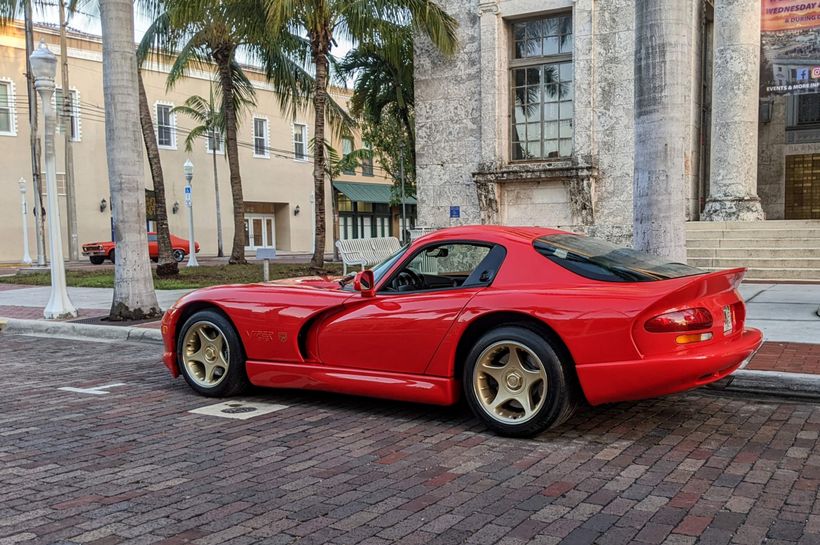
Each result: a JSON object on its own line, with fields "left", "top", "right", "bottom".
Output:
{"left": 58, "top": 0, "right": 79, "bottom": 262}
{"left": 633, "top": 0, "right": 690, "bottom": 262}
{"left": 310, "top": 37, "right": 330, "bottom": 270}
{"left": 137, "top": 69, "right": 177, "bottom": 277}
{"left": 24, "top": 1, "right": 46, "bottom": 266}
{"left": 99, "top": 0, "right": 161, "bottom": 320}
{"left": 216, "top": 54, "right": 246, "bottom": 264}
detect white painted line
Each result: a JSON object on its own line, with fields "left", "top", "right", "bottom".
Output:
{"left": 58, "top": 383, "right": 126, "bottom": 395}
{"left": 189, "top": 400, "right": 288, "bottom": 420}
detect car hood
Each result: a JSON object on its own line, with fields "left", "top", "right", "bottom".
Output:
{"left": 268, "top": 275, "right": 343, "bottom": 290}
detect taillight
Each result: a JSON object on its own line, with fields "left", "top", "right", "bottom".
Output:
{"left": 645, "top": 308, "right": 713, "bottom": 333}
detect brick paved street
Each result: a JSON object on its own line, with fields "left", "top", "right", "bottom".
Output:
{"left": 2, "top": 334, "right": 820, "bottom": 545}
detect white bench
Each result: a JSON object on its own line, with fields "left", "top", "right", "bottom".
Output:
{"left": 336, "top": 237, "right": 402, "bottom": 274}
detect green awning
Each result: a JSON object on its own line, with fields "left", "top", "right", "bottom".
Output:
{"left": 333, "top": 181, "right": 417, "bottom": 205}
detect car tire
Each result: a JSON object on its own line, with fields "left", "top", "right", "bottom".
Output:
{"left": 108, "top": 249, "right": 115, "bottom": 264}
{"left": 176, "top": 309, "right": 250, "bottom": 397}
{"left": 172, "top": 249, "right": 185, "bottom": 262}
{"left": 89, "top": 256, "right": 104, "bottom": 265}
{"left": 463, "top": 325, "right": 577, "bottom": 438}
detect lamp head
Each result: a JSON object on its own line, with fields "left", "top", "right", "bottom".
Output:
{"left": 18, "top": 177, "right": 26, "bottom": 193}
{"left": 30, "top": 40, "right": 57, "bottom": 82}
{"left": 184, "top": 159, "right": 194, "bottom": 182}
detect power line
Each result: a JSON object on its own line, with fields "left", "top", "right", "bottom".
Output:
{"left": 8, "top": 96, "right": 395, "bottom": 177}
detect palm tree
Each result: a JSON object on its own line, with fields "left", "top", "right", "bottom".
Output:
{"left": 633, "top": 1, "right": 689, "bottom": 261}
{"left": 99, "top": 0, "right": 162, "bottom": 320}
{"left": 266, "top": 0, "right": 458, "bottom": 270}
{"left": 139, "top": 0, "right": 315, "bottom": 264}
{"left": 172, "top": 85, "right": 237, "bottom": 258}
{"left": 138, "top": 69, "right": 177, "bottom": 277}
{"left": 338, "top": 26, "right": 416, "bottom": 169}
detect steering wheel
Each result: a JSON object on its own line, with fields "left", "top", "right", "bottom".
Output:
{"left": 395, "top": 268, "right": 424, "bottom": 291}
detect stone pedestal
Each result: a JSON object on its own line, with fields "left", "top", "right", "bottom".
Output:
{"left": 702, "top": 0, "right": 765, "bottom": 221}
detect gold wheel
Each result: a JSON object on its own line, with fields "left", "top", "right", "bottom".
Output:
{"left": 472, "top": 340, "right": 548, "bottom": 424}
{"left": 181, "top": 321, "right": 230, "bottom": 389}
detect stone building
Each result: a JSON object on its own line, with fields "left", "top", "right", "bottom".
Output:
{"left": 0, "top": 22, "right": 415, "bottom": 263}
{"left": 414, "top": 0, "right": 820, "bottom": 279}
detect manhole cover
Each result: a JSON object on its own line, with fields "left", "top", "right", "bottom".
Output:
{"left": 221, "top": 406, "right": 258, "bottom": 414}
{"left": 190, "top": 400, "right": 288, "bottom": 420}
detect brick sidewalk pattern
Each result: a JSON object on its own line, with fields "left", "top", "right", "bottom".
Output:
{"left": 747, "top": 342, "right": 820, "bottom": 375}
{"left": 0, "top": 306, "right": 101, "bottom": 321}
{"left": 2, "top": 334, "right": 820, "bottom": 545}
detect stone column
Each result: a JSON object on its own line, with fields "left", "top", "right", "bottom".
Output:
{"left": 701, "top": 0, "right": 765, "bottom": 221}
{"left": 476, "top": 0, "right": 502, "bottom": 225}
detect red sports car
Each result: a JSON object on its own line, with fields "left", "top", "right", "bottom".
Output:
{"left": 82, "top": 232, "right": 199, "bottom": 265}
{"left": 160, "top": 226, "right": 762, "bottom": 437}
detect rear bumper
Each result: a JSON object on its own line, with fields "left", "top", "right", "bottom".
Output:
{"left": 577, "top": 327, "right": 763, "bottom": 405}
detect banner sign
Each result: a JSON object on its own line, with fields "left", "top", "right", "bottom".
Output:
{"left": 760, "top": 0, "right": 820, "bottom": 96}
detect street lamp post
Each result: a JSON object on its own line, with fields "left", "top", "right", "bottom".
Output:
{"left": 31, "top": 41, "right": 76, "bottom": 319}
{"left": 18, "top": 178, "right": 33, "bottom": 265}
{"left": 184, "top": 159, "right": 199, "bottom": 267}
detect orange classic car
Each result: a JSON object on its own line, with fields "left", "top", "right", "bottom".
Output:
{"left": 82, "top": 233, "right": 199, "bottom": 264}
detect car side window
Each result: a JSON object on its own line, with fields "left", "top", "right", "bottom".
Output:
{"left": 382, "top": 243, "right": 503, "bottom": 293}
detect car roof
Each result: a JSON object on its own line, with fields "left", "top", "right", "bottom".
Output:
{"left": 416, "top": 225, "right": 567, "bottom": 246}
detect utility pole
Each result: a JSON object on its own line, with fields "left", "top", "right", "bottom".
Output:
{"left": 399, "top": 143, "right": 407, "bottom": 244}
{"left": 24, "top": 1, "right": 46, "bottom": 267}
{"left": 59, "top": 0, "right": 79, "bottom": 261}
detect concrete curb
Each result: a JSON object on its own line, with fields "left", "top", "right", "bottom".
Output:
{"left": 707, "top": 369, "right": 820, "bottom": 400}
{"left": 0, "top": 317, "right": 163, "bottom": 345}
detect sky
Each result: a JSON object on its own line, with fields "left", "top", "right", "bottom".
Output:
{"left": 32, "top": 4, "right": 352, "bottom": 63}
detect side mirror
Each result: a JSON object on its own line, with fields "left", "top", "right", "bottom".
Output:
{"left": 353, "top": 270, "right": 376, "bottom": 297}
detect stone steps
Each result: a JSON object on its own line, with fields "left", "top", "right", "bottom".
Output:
{"left": 688, "top": 248, "right": 820, "bottom": 258}
{"left": 686, "top": 220, "right": 820, "bottom": 281}
{"left": 698, "top": 267, "right": 820, "bottom": 281}
{"left": 687, "top": 238, "right": 820, "bottom": 249}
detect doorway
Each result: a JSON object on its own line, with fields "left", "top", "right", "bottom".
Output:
{"left": 785, "top": 153, "right": 820, "bottom": 219}
{"left": 244, "top": 214, "right": 276, "bottom": 249}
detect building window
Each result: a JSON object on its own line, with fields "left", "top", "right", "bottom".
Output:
{"left": 0, "top": 79, "right": 16, "bottom": 136}
{"left": 796, "top": 94, "right": 820, "bottom": 127}
{"left": 253, "top": 117, "right": 269, "bottom": 157}
{"left": 293, "top": 123, "right": 307, "bottom": 160}
{"left": 342, "top": 136, "right": 355, "bottom": 175}
{"left": 361, "top": 140, "right": 374, "bottom": 176}
{"left": 207, "top": 128, "right": 223, "bottom": 154}
{"left": 55, "top": 88, "right": 80, "bottom": 141}
{"left": 510, "top": 14, "right": 573, "bottom": 160}
{"left": 156, "top": 103, "right": 175, "bottom": 148}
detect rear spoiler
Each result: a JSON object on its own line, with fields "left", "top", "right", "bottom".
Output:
{"left": 643, "top": 267, "right": 746, "bottom": 317}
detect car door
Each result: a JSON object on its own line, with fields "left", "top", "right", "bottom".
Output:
{"left": 317, "top": 242, "right": 506, "bottom": 375}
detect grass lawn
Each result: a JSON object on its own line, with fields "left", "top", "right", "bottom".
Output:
{"left": 0, "top": 262, "right": 344, "bottom": 290}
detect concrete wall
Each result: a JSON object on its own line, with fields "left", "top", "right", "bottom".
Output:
{"left": 0, "top": 23, "right": 390, "bottom": 263}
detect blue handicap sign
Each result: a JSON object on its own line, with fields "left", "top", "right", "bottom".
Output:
{"left": 449, "top": 206, "right": 460, "bottom": 219}
{"left": 184, "top": 186, "right": 192, "bottom": 194}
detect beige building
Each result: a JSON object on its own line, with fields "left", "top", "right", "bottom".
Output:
{"left": 0, "top": 22, "right": 413, "bottom": 264}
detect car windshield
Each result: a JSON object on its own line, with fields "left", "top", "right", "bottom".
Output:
{"left": 372, "top": 245, "right": 409, "bottom": 283}
{"left": 533, "top": 233, "right": 703, "bottom": 282}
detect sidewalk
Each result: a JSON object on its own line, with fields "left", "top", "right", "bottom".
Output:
{"left": 0, "top": 283, "right": 189, "bottom": 329}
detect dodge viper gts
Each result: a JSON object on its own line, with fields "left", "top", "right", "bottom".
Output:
{"left": 161, "top": 226, "right": 762, "bottom": 437}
